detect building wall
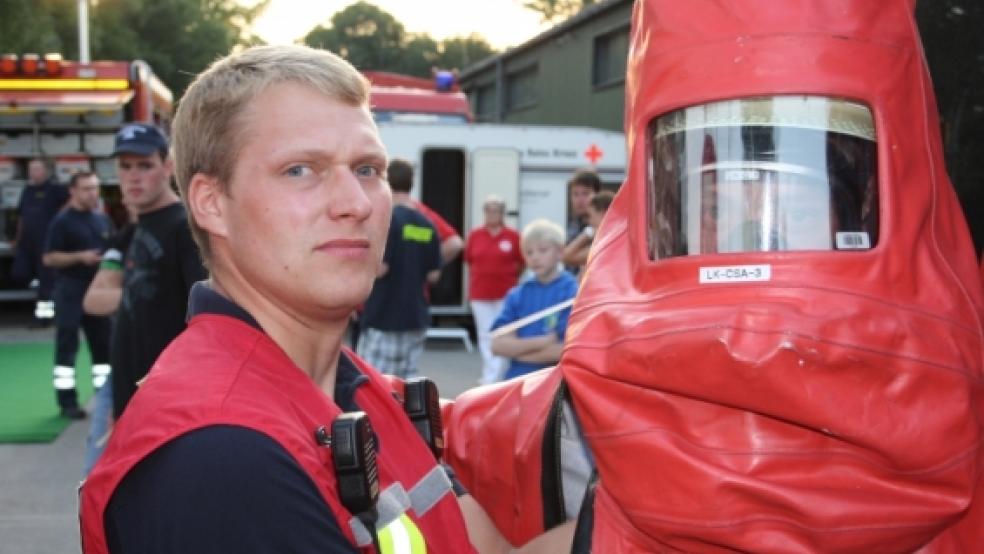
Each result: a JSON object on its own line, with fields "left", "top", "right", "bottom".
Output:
{"left": 463, "top": 1, "right": 632, "bottom": 133}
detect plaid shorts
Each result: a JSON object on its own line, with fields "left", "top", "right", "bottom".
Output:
{"left": 357, "top": 327, "right": 427, "bottom": 378}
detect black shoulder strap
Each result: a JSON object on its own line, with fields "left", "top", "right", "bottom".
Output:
{"left": 540, "top": 379, "right": 568, "bottom": 530}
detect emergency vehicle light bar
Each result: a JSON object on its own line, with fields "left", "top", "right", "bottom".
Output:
{"left": 0, "top": 78, "right": 129, "bottom": 91}
{"left": 0, "top": 55, "right": 17, "bottom": 76}
{"left": 0, "top": 53, "right": 65, "bottom": 77}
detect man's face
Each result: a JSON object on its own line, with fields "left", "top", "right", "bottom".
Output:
{"left": 27, "top": 161, "right": 47, "bottom": 185}
{"left": 571, "top": 184, "right": 593, "bottom": 218}
{"left": 116, "top": 152, "right": 173, "bottom": 214}
{"left": 214, "top": 82, "right": 391, "bottom": 318}
{"left": 69, "top": 175, "right": 101, "bottom": 212}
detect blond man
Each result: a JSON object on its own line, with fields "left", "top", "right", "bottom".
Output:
{"left": 79, "top": 45, "right": 572, "bottom": 554}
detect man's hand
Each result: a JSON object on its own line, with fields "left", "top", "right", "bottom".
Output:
{"left": 79, "top": 249, "right": 103, "bottom": 265}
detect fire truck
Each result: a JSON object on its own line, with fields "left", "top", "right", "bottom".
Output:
{"left": 365, "top": 70, "right": 473, "bottom": 124}
{"left": 0, "top": 54, "right": 173, "bottom": 299}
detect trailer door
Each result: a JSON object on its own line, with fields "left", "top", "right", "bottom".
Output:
{"left": 421, "top": 148, "right": 466, "bottom": 313}
{"left": 471, "top": 148, "right": 520, "bottom": 230}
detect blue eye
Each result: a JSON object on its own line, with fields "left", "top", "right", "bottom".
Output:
{"left": 355, "top": 165, "right": 380, "bottom": 179}
{"left": 285, "top": 165, "right": 313, "bottom": 178}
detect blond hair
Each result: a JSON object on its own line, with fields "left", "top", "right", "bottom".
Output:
{"left": 171, "top": 44, "right": 370, "bottom": 266}
{"left": 521, "top": 218, "right": 565, "bottom": 250}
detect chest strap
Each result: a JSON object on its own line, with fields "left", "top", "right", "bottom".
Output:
{"left": 348, "top": 465, "right": 454, "bottom": 548}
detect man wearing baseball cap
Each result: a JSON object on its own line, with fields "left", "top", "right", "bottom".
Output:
{"left": 108, "top": 123, "right": 206, "bottom": 419}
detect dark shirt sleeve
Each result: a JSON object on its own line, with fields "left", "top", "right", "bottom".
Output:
{"left": 384, "top": 216, "right": 398, "bottom": 267}
{"left": 43, "top": 217, "right": 66, "bottom": 254}
{"left": 53, "top": 181, "right": 69, "bottom": 206}
{"left": 105, "top": 425, "right": 358, "bottom": 554}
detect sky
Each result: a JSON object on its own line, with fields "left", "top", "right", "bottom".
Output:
{"left": 245, "top": 0, "right": 552, "bottom": 50}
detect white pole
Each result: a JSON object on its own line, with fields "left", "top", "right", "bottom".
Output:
{"left": 489, "top": 298, "right": 575, "bottom": 339}
{"left": 77, "top": 0, "right": 90, "bottom": 64}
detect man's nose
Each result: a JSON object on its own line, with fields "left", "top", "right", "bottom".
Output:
{"left": 326, "top": 169, "right": 373, "bottom": 220}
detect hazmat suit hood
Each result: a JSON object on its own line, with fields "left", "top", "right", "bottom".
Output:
{"left": 561, "top": 0, "right": 984, "bottom": 551}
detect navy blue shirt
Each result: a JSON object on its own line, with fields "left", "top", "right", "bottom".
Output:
{"left": 362, "top": 204, "right": 442, "bottom": 331}
{"left": 104, "top": 284, "right": 362, "bottom": 554}
{"left": 17, "top": 179, "right": 67, "bottom": 247}
{"left": 44, "top": 208, "right": 112, "bottom": 283}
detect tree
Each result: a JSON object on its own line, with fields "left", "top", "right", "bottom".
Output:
{"left": 0, "top": 0, "right": 266, "bottom": 96}
{"left": 437, "top": 35, "right": 496, "bottom": 70}
{"left": 0, "top": 0, "right": 75, "bottom": 56}
{"left": 303, "top": 2, "right": 406, "bottom": 72}
{"left": 302, "top": 2, "right": 497, "bottom": 77}
{"left": 400, "top": 34, "right": 440, "bottom": 77}
{"left": 522, "top": 0, "right": 597, "bottom": 23}
{"left": 91, "top": 0, "right": 267, "bottom": 95}
{"left": 915, "top": 1, "right": 984, "bottom": 251}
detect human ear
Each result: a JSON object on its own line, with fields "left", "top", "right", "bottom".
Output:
{"left": 187, "top": 173, "right": 228, "bottom": 239}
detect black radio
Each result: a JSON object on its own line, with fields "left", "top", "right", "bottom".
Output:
{"left": 403, "top": 377, "right": 444, "bottom": 460}
{"left": 324, "top": 411, "right": 379, "bottom": 517}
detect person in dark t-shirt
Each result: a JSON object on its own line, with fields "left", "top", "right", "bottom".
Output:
{"left": 42, "top": 172, "right": 113, "bottom": 418}
{"left": 14, "top": 158, "right": 68, "bottom": 324}
{"left": 358, "top": 159, "right": 442, "bottom": 378}
{"left": 109, "top": 124, "right": 206, "bottom": 418}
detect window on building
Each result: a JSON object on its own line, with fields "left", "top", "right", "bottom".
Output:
{"left": 506, "top": 65, "right": 538, "bottom": 112}
{"left": 593, "top": 26, "right": 629, "bottom": 88}
{"left": 474, "top": 83, "right": 497, "bottom": 122}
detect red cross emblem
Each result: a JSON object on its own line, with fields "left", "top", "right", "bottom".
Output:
{"left": 584, "top": 144, "right": 604, "bottom": 164}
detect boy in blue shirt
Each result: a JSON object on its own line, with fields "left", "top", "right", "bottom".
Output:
{"left": 491, "top": 219, "right": 578, "bottom": 380}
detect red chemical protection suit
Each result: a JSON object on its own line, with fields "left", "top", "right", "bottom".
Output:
{"left": 445, "top": 0, "right": 984, "bottom": 551}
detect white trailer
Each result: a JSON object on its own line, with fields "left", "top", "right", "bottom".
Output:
{"left": 377, "top": 122, "right": 626, "bottom": 316}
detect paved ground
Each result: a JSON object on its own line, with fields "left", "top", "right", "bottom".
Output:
{"left": 0, "top": 303, "right": 484, "bottom": 553}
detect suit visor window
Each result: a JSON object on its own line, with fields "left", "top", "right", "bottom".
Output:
{"left": 648, "top": 96, "right": 879, "bottom": 259}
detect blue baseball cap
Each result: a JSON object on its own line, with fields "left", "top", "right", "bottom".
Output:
{"left": 112, "top": 123, "right": 169, "bottom": 157}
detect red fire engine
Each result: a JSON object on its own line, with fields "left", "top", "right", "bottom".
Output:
{"left": 364, "top": 70, "right": 473, "bottom": 123}
{"left": 0, "top": 54, "right": 173, "bottom": 298}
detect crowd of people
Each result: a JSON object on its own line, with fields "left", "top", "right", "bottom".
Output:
{"left": 8, "top": 0, "right": 984, "bottom": 548}
{"left": 10, "top": 125, "right": 205, "bottom": 473}
{"left": 6, "top": 42, "right": 612, "bottom": 553}
{"left": 12, "top": 129, "right": 611, "bottom": 416}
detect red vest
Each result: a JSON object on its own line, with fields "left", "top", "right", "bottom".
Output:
{"left": 80, "top": 314, "right": 475, "bottom": 554}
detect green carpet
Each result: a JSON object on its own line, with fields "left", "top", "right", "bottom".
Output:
{"left": 0, "top": 341, "right": 93, "bottom": 443}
